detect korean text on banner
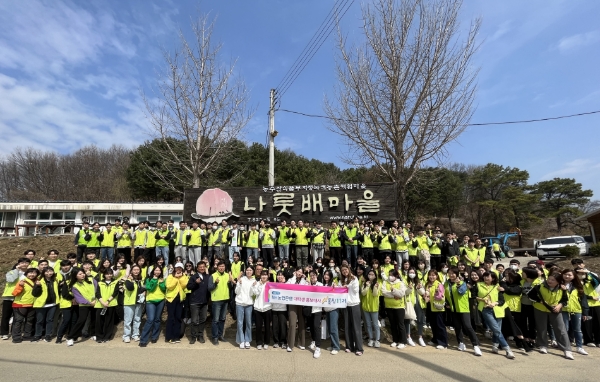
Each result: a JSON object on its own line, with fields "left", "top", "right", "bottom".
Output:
{"left": 264, "top": 282, "right": 348, "bottom": 309}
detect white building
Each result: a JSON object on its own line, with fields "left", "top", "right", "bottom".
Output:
{"left": 0, "top": 201, "right": 183, "bottom": 236}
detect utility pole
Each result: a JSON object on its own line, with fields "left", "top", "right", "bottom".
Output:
{"left": 268, "top": 89, "right": 278, "bottom": 186}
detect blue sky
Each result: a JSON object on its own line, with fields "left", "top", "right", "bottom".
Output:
{"left": 0, "top": 0, "right": 599, "bottom": 197}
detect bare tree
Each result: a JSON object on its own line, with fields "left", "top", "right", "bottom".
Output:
{"left": 325, "top": 0, "right": 479, "bottom": 219}
{"left": 142, "top": 15, "right": 254, "bottom": 192}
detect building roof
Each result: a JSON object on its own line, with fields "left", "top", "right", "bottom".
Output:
{"left": 0, "top": 201, "right": 183, "bottom": 211}
{"left": 574, "top": 208, "right": 600, "bottom": 221}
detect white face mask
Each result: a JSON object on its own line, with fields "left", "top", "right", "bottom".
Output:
{"left": 388, "top": 276, "right": 396, "bottom": 282}
{"left": 442, "top": 268, "right": 448, "bottom": 274}
{"left": 510, "top": 265, "right": 518, "bottom": 270}
{"left": 212, "top": 226, "right": 218, "bottom": 230}
{"left": 329, "top": 264, "right": 335, "bottom": 268}
{"left": 408, "top": 273, "right": 416, "bottom": 279}
{"left": 382, "top": 230, "right": 388, "bottom": 235}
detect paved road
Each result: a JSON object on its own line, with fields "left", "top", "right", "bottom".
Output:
{"left": 0, "top": 337, "right": 597, "bottom": 381}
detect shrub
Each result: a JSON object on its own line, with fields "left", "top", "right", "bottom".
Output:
{"left": 558, "top": 245, "right": 581, "bottom": 259}
{"left": 589, "top": 243, "right": 600, "bottom": 257}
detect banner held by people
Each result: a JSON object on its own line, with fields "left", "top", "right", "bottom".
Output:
{"left": 264, "top": 282, "right": 348, "bottom": 308}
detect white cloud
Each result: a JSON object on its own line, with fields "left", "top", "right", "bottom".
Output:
{"left": 556, "top": 30, "right": 600, "bottom": 53}
{"left": 541, "top": 159, "right": 600, "bottom": 179}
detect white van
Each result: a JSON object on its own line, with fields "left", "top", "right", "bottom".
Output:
{"left": 536, "top": 236, "right": 587, "bottom": 260}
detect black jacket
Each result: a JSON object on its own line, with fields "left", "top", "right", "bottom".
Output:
{"left": 442, "top": 240, "right": 461, "bottom": 258}
{"left": 187, "top": 272, "right": 210, "bottom": 305}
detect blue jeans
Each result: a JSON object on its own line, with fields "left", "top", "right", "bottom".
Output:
{"left": 35, "top": 305, "right": 57, "bottom": 338}
{"left": 562, "top": 312, "right": 583, "bottom": 348}
{"left": 278, "top": 245, "right": 289, "bottom": 261}
{"left": 326, "top": 309, "right": 340, "bottom": 351}
{"left": 363, "top": 311, "right": 380, "bottom": 341}
{"left": 481, "top": 308, "right": 508, "bottom": 348}
{"left": 246, "top": 248, "right": 259, "bottom": 264}
{"left": 236, "top": 304, "right": 253, "bottom": 344}
{"left": 100, "top": 247, "right": 114, "bottom": 263}
{"left": 140, "top": 300, "right": 165, "bottom": 344}
{"left": 156, "top": 246, "right": 170, "bottom": 266}
{"left": 229, "top": 246, "right": 240, "bottom": 263}
{"left": 345, "top": 246, "right": 358, "bottom": 268}
{"left": 211, "top": 300, "right": 228, "bottom": 339}
{"left": 123, "top": 303, "right": 144, "bottom": 340}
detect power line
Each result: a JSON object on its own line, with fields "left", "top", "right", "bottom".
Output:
{"left": 274, "top": 0, "right": 354, "bottom": 103}
{"left": 278, "top": 108, "right": 600, "bottom": 126}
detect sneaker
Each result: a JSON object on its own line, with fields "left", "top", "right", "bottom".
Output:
{"left": 264, "top": 345, "right": 269, "bottom": 350}
{"left": 407, "top": 338, "right": 416, "bottom": 347}
{"left": 133, "top": 336, "right": 140, "bottom": 342}
{"left": 245, "top": 342, "right": 250, "bottom": 349}
{"left": 257, "top": 345, "right": 263, "bottom": 350}
{"left": 139, "top": 342, "right": 147, "bottom": 347}
{"left": 564, "top": 351, "right": 574, "bottom": 360}
{"left": 43, "top": 338, "right": 51, "bottom": 343}
{"left": 367, "top": 340, "right": 374, "bottom": 347}
{"left": 390, "top": 342, "right": 397, "bottom": 347}
{"left": 507, "top": 336, "right": 514, "bottom": 341}
{"left": 436, "top": 345, "right": 445, "bottom": 350}
{"left": 551, "top": 340, "right": 558, "bottom": 348}
{"left": 1, "top": 335, "right": 9, "bottom": 340}
{"left": 175, "top": 339, "right": 181, "bottom": 343}
{"left": 355, "top": 351, "right": 363, "bottom": 356}
{"left": 458, "top": 343, "right": 466, "bottom": 352}
{"left": 331, "top": 349, "right": 338, "bottom": 355}
{"left": 240, "top": 343, "right": 245, "bottom": 349}
{"left": 314, "top": 348, "right": 321, "bottom": 358}
{"left": 539, "top": 347, "right": 548, "bottom": 354}
{"left": 418, "top": 338, "right": 426, "bottom": 347}
{"left": 474, "top": 346, "right": 482, "bottom": 356}
{"left": 484, "top": 330, "right": 492, "bottom": 339}
{"left": 211, "top": 338, "right": 219, "bottom": 346}
{"left": 505, "top": 349, "right": 515, "bottom": 359}
{"left": 587, "top": 342, "right": 597, "bottom": 347}
{"left": 91, "top": 336, "right": 96, "bottom": 341}
{"left": 55, "top": 338, "right": 62, "bottom": 344}
{"left": 66, "top": 339, "right": 74, "bottom": 346}
{"left": 199, "top": 337, "right": 205, "bottom": 344}
{"left": 309, "top": 341, "right": 316, "bottom": 350}
{"left": 577, "top": 347, "right": 588, "bottom": 355}
{"left": 123, "top": 338, "right": 130, "bottom": 343}
{"left": 397, "top": 343, "right": 405, "bottom": 349}
{"left": 492, "top": 344, "right": 499, "bottom": 354}
{"left": 447, "top": 326, "right": 454, "bottom": 331}
{"left": 31, "top": 337, "right": 40, "bottom": 342}
{"left": 273, "top": 344, "right": 279, "bottom": 348}
{"left": 287, "top": 347, "right": 292, "bottom": 352}
{"left": 374, "top": 341, "right": 381, "bottom": 348}
{"left": 168, "top": 339, "right": 176, "bottom": 344}
{"left": 427, "top": 341, "right": 435, "bottom": 346}
{"left": 299, "top": 346, "right": 305, "bottom": 350}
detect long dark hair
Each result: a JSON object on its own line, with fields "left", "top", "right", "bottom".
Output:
{"left": 41, "top": 266, "right": 56, "bottom": 282}
{"left": 69, "top": 269, "right": 90, "bottom": 287}
{"left": 129, "top": 265, "right": 142, "bottom": 281}
{"left": 562, "top": 269, "right": 584, "bottom": 295}
{"left": 322, "top": 270, "right": 334, "bottom": 287}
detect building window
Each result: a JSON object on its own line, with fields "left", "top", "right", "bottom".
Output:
{"left": 136, "top": 212, "right": 183, "bottom": 223}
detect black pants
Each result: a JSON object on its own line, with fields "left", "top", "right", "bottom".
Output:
{"left": 362, "top": 248, "right": 373, "bottom": 265}
{"left": 134, "top": 248, "right": 144, "bottom": 262}
{"left": 262, "top": 248, "right": 274, "bottom": 268}
{"left": 1, "top": 299, "right": 13, "bottom": 336}
{"left": 343, "top": 305, "right": 363, "bottom": 352}
{"left": 117, "top": 248, "right": 132, "bottom": 264}
{"left": 95, "top": 307, "right": 116, "bottom": 341}
{"left": 520, "top": 304, "right": 536, "bottom": 340}
{"left": 408, "top": 256, "right": 419, "bottom": 269}
{"left": 430, "top": 256, "right": 442, "bottom": 272}
{"left": 76, "top": 245, "right": 87, "bottom": 263}
{"left": 272, "top": 310, "right": 287, "bottom": 346}
{"left": 254, "top": 310, "right": 272, "bottom": 346}
{"left": 308, "top": 312, "right": 322, "bottom": 348}
{"left": 68, "top": 306, "right": 95, "bottom": 340}
{"left": 166, "top": 295, "right": 183, "bottom": 341}
{"left": 289, "top": 244, "right": 296, "bottom": 266}
{"left": 386, "top": 308, "right": 406, "bottom": 344}
{"left": 329, "top": 247, "right": 342, "bottom": 266}
{"left": 57, "top": 306, "right": 79, "bottom": 339}
{"left": 583, "top": 305, "right": 600, "bottom": 345}
{"left": 190, "top": 303, "right": 208, "bottom": 339}
{"left": 427, "top": 308, "right": 448, "bottom": 347}
{"left": 452, "top": 312, "right": 479, "bottom": 346}
{"left": 11, "top": 307, "right": 35, "bottom": 342}
{"left": 144, "top": 248, "right": 156, "bottom": 264}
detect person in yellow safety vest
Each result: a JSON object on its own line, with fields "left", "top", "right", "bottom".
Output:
{"left": 86, "top": 222, "right": 103, "bottom": 258}
{"left": 275, "top": 220, "right": 291, "bottom": 262}
{"left": 577, "top": 267, "right": 600, "bottom": 348}
{"left": 55, "top": 260, "right": 76, "bottom": 344}
{"left": 445, "top": 267, "right": 482, "bottom": 356}
{"left": 291, "top": 220, "right": 311, "bottom": 268}
{"left": 22, "top": 250, "right": 38, "bottom": 270}
{"left": 413, "top": 228, "right": 432, "bottom": 269}
{"left": 115, "top": 222, "right": 133, "bottom": 264}
{"left": 472, "top": 272, "right": 515, "bottom": 359}
{"left": 186, "top": 221, "right": 205, "bottom": 266}
{"left": 482, "top": 259, "right": 500, "bottom": 279}
{"left": 428, "top": 230, "right": 443, "bottom": 271}
{"left": 406, "top": 232, "right": 419, "bottom": 268}
{"left": 172, "top": 221, "right": 187, "bottom": 263}
{"left": 11, "top": 268, "right": 40, "bottom": 343}
{"left": 259, "top": 222, "right": 276, "bottom": 268}
{"left": 526, "top": 272, "right": 574, "bottom": 359}
{"left": 219, "top": 220, "right": 231, "bottom": 259}
{"left": 327, "top": 221, "right": 343, "bottom": 266}
{"left": 343, "top": 221, "right": 360, "bottom": 269}
{"left": 99, "top": 223, "right": 116, "bottom": 263}
{"left": 154, "top": 221, "right": 172, "bottom": 268}
{"left": 31, "top": 266, "right": 59, "bottom": 342}
{"left": 244, "top": 225, "right": 260, "bottom": 264}
{"left": 359, "top": 225, "right": 376, "bottom": 266}
{"left": 391, "top": 227, "right": 409, "bottom": 267}
{"left": 207, "top": 261, "right": 231, "bottom": 345}
{"left": 475, "top": 239, "right": 487, "bottom": 265}
{"left": 444, "top": 232, "right": 461, "bottom": 267}
{"left": 74, "top": 222, "right": 92, "bottom": 263}
{"left": 1, "top": 258, "right": 31, "bottom": 340}
{"left": 461, "top": 240, "right": 480, "bottom": 268}
{"left": 45, "top": 249, "right": 62, "bottom": 274}
{"left": 310, "top": 221, "right": 326, "bottom": 262}
{"left": 227, "top": 222, "right": 241, "bottom": 264}
{"left": 376, "top": 225, "right": 393, "bottom": 263}
{"left": 424, "top": 269, "right": 448, "bottom": 349}
{"left": 207, "top": 223, "right": 224, "bottom": 263}
{"left": 132, "top": 221, "right": 147, "bottom": 262}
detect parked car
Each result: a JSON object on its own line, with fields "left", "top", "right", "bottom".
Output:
{"left": 536, "top": 236, "right": 587, "bottom": 260}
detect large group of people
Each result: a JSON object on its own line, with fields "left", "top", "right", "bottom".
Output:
{"left": 2, "top": 218, "right": 599, "bottom": 362}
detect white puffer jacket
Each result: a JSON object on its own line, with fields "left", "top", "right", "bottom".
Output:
{"left": 235, "top": 276, "right": 255, "bottom": 306}
{"left": 252, "top": 281, "right": 272, "bottom": 312}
